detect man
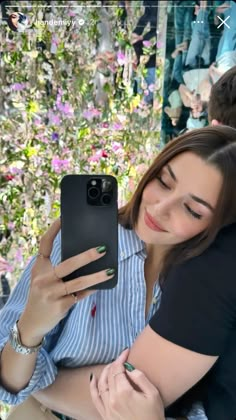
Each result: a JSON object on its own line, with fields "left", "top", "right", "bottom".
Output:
{"left": 163, "top": 65, "right": 236, "bottom": 420}
{"left": 208, "top": 65, "right": 236, "bottom": 129}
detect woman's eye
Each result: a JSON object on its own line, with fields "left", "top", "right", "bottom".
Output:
{"left": 184, "top": 204, "right": 202, "bottom": 220}
{"left": 156, "top": 176, "right": 171, "bottom": 190}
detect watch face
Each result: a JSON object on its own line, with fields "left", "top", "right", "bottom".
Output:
{"left": 10, "top": 324, "right": 30, "bottom": 354}
{"left": 9, "top": 323, "right": 41, "bottom": 354}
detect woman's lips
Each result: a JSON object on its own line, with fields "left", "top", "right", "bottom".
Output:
{"left": 144, "top": 210, "right": 167, "bottom": 232}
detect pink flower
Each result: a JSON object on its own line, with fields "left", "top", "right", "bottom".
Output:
{"left": 112, "top": 122, "right": 123, "bottom": 130}
{"left": 7, "top": 222, "right": 15, "bottom": 230}
{"left": 148, "top": 84, "right": 155, "bottom": 92}
{"left": 117, "top": 51, "right": 126, "bottom": 66}
{"left": 51, "top": 34, "right": 59, "bottom": 46}
{"left": 52, "top": 157, "right": 70, "bottom": 173}
{"left": 88, "top": 152, "right": 102, "bottom": 163}
{"left": 15, "top": 249, "right": 23, "bottom": 264}
{"left": 48, "top": 110, "right": 61, "bottom": 126}
{"left": 143, "top": 40, "right": 152, "bottom": 48}
{"left": 6, "top": 263, "right": 14, "bottom": 273}
{"left": 112, "top": 141, "right": 122, "bottom": 152}
{"left": 88, "top": 149, "right": 108, "bottom": 162}
{"left": 10, "top": 83, "right": 26, "bottom": 91}
{"left": 57, "top": 101, "right": 74, "bottom": 116}
{"left": 9, "top": 167, "right": 23, "bottom": 175}
{"left": 101, "top": 122, "right": 109, "bottom": 128}
{"left": 99, "top": 139, "right": 106, "bottom": 145}
{"left": 83, "top": 108, "right": 102, "bottom": 120}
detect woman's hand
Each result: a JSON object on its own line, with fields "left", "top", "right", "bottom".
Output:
{"left": 18, "top": 219, "right": 114, "bottom": 347}
{"left": 90, "top": 349, "right": 165, "bottom": 420}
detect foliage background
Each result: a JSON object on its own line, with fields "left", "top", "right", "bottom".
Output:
{"left": 0, "top": 0, "right": 166, "bottom": 282}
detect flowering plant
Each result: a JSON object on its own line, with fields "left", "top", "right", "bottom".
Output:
{"left": 0, "top": 1, "right": 166, "bottom": 284}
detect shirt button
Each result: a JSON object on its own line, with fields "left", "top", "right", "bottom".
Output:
{"left": 121, "top": 251, "right": 125, "bottom": 258}
{"left": 152, "top": 297, "right": 158, "bottom": 304}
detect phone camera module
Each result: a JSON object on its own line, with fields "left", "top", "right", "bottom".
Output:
{"left": 101, "top": 193, "right": 112, "bottom": 205}
{"left": 102, "top": 179, "right": 112, "bottom": 192}
{"left": 87, "top": 178, "right": 113, "bottom": 206}
{"left": 88, "top": 186, "right": 100, "bottom": 200}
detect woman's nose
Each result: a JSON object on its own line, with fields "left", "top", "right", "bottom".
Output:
{"left": 154, "top": 196, "right": 175, "bottom": 220}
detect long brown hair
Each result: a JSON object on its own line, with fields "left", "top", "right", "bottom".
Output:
{"left": 119, "top": 126, "right": 236, "bottom": 276}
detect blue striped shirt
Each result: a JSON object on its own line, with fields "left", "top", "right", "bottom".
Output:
{"left": 0, "top": 224, "right": 162, "bottom": 405}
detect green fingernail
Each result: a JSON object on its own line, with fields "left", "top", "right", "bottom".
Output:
{"left": 124, "top": 362, "right": 135, "bottom": 372}
{"left": 96, "top": 245, "right": 106, "bottom": 254}
{"left": 106, "top": 268, "right": 115, "bottom": 276}
{"left": 90, "top": 373, "right": 93, "bottom": 382}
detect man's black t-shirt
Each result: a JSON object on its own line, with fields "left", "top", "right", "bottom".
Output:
{"left": 149, "top": 223, "right": 236, "bottom": 420}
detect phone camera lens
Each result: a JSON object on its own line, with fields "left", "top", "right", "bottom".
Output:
{"left": 101, "top": 193, "right": 112, "bottom": 205}
{"left": 88, "top": 187, "right": 99, "bottom": 200}
{"left": 102, "top": 179, "right": 112, "bottom": 192}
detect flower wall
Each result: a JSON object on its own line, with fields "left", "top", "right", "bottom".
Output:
{"left": 0, "top": 0, "right": 166, "bottom": 282}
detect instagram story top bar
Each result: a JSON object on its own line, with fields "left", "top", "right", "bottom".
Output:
{"left": 4, "top": 4, "right": 214, "bottom": 7}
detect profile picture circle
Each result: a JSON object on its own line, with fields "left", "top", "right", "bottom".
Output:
{"left": 7, "top": 12, "right": 29, "bottom": 32}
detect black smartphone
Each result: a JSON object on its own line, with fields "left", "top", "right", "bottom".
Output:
{"left": 60, "top": 174, "right": 118, "bottom": 290}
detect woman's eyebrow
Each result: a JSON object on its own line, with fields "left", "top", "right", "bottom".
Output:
{"left": 166, "top": 164, "right": 214, "bottom": 211}
{"left": 190, "top": 195, "right": 214, "bottom": 212}
{"left": 166, "top": 164, "right": 177, "bottom": 182}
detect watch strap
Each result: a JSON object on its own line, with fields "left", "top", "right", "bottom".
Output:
{"left": 9, "top": 321, "right": 44, "bottom": 355}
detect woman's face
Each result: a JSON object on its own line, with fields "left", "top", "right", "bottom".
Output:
{"left": 136, "top": 152, "right": 222, "bottom": 246}
{"left": 10, "top": 13, "right": 19, "bottom": 28}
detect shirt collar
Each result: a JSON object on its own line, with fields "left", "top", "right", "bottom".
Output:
{"left": 118, "top": 224, "right": 146, "bottom": 262}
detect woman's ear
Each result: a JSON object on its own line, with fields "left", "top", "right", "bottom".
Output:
{"left": 211, "top": 119, "right": 221, "bottom": 126}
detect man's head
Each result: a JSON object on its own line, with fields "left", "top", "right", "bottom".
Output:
{"left": 208, "top": 66, "right": 236, "bottom": 128}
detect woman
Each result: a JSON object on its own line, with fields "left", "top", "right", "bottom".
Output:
{"left": 1, "top": 126, "right": 236, "bottom": 420}
{"left": 7, "top": 12, "right": 28, "bottom": 33}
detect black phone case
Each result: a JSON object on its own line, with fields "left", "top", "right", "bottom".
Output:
{"left": 60, "top": 174, "right": 118, "bottom": 290}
